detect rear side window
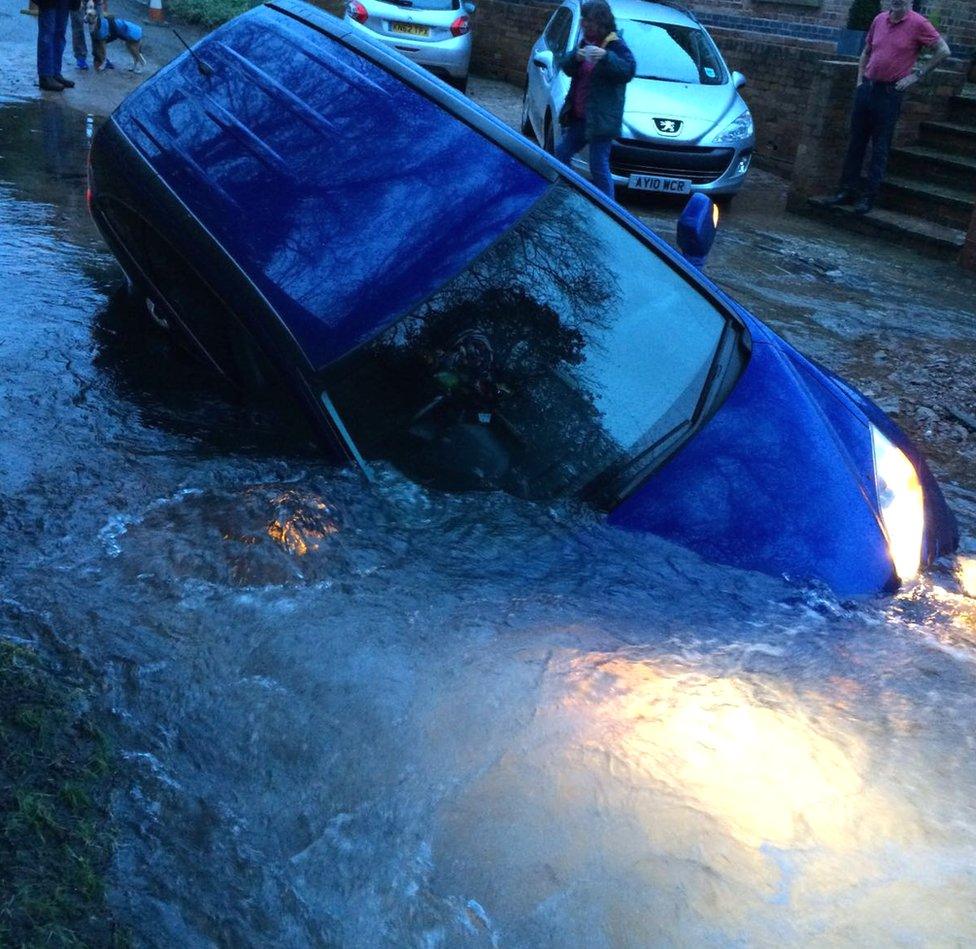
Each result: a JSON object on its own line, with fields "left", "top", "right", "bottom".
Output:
{"left": 97, "top": 198, "right": 273, "bottom": 387}
{"left": 624, "top": 21, "right": 727, "bottom": 85}
{"left": 544, "top": 8, "right": 573, "bottom": 52}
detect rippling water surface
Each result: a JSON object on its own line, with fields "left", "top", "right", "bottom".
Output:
{"left": 3, "top": 100, "right": 976, "bottom": 947}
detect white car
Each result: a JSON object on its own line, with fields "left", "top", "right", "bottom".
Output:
{"left": 345, "top": 0, "right": 476, "bottom": 91}
{"left": 522, "top": 0, "right": 755, "bottom": 199}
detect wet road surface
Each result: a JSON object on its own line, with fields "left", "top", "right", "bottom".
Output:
{"left": 2, "top": 58, "right": 976, "bottom": 948}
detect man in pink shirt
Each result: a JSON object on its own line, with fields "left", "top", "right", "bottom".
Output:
{"left": 826, "top": 0, "right": 950, "bottom": 214}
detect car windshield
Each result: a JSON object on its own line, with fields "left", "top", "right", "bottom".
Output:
{"left": 322, "top": 183, "right": 745, "bottom": 502}
{"left": 378, "top": 0, "right": 459, "bottom": 10}
{"left": 622, "top": 20, "right": 727, "bottom": 85}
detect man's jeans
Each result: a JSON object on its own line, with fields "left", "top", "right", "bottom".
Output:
{"left": 37, "top": 0, "right": 70, "bottom": 77}
{"left": 839, "top": 80, "right": 904, "bottom": 199}
{"left": 556, "top": 120, "right": 615, "bottom": 200}
{"left": 71, "top": 7, "right": 88, "bottom": 60}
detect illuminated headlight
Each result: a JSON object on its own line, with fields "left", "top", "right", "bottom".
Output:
{"left": 713, "top": 112, "right": 753, "bottom": 144}
{"left": 871, "top": 426, "right": 924, "bottom": 582}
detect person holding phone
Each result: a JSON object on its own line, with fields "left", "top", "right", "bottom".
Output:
{"left": 555, "top": 0, "right": 635, "bottom": 200}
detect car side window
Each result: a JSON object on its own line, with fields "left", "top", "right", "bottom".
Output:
{"left": 544, "top": 8, "right": 572, "bottom": 53}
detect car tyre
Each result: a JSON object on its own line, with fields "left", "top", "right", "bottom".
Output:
{"left": 544, "top": 115, "right": 555, "bottom": 155}
{"left": 452, "top": 75, "right": 468, "bottom": 94}
{"left": 520, "top": 85, "right": 533, "bottom": 138}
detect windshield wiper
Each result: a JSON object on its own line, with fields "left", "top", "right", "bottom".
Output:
{"left": 581, "top": 322, "right": 739, "bottom": 509}
{"left": 637, "top": 74, "right": 684, "bottom": 82}
{"left": 385, "top": 0, "right": 415, "bottom": 6}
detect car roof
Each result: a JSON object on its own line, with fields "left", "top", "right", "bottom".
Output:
{"left": 111, "top": 0, "right": 555, "bottom": 372}
{"left": 565, "top": 0, "right": 700, "bottom": 28}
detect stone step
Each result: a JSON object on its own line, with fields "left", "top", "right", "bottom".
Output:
{"left": 806, "top": 195, "right": 966, "bottom": 260}
{"left": 887, "top": 144, "right": 976, "bottom": 190}
{"left": 948, "top": 92, "right": 976, "bottom": 124}
{"left": 918, "top": 119, "right": 976, "bottom": 158}
{"left": 878, "top": 174, "right": 975, "bottom": 229}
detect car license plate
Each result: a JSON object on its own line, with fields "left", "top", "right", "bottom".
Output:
{"left": 391, "top": 21, "right": 430, "bottom": 36}
{"left": 628, "top": 174, "right": 692, "bottom": 195}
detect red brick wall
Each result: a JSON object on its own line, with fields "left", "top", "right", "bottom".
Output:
{"left": 470, "top": 0, "right": 554, "bottom": 85}
{"left": 699, "top": 0, "right": 849, "bottom": 27}
{"left": 923, "top": 0, "right": 976, "bottom": 55}
{"left": 709, "top": 29, "right": 833, "bottom": 173}
{"left": 690, "top": 0, "right": 975, "bottom": 52}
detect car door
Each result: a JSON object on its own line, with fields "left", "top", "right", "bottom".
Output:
{"left": 527, "top": 5, "right": 573, "bottom": 145}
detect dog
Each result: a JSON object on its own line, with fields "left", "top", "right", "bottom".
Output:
{"left": 84, "top": 0, "right": 147, "bottom": 73}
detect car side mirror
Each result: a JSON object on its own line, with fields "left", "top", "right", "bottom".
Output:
{"left": 532, "top": 50, "right": 554, "bottom": 72}
{"left": 462, "top": 1, "right": 476, "bottom": 12}
{"left": 731, "top": 70, "right": 747, "bottom": 89}
{"left": 677, "top": 193, "right": 719, "bottom": 269}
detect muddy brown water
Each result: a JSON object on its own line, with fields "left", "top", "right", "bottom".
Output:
{"left": 2, "top": 79, "right": 976, "bottom": 946}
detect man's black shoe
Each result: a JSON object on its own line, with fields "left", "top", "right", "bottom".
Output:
{"left": 852, "top": 197, "right": 873, "bottom": 215}
{"left": 54, "top": 75, "right": 75, "bottom": 87}
{"left": 823, "top": 191, "right": 855, "bottom": 206}
{"left": 38, "top": 75, "right": 64, "bottom": 91}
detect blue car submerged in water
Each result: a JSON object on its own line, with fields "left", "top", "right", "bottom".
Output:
{"left": 87, "top": 0, "right": 956, "bottom": 595}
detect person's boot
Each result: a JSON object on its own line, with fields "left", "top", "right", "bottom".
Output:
{"left": 54, "top": 74, "right": 75, "bottom": 87}
{"left": 38, "top": 75, "right": 65, "bottom": 91}
{"left": 852, "top": 195, "right": 873, "bottom": 215}
{"left": 823, "top": 190, "right": 855, "bottom": 206}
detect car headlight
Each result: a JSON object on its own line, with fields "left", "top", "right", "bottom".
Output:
{"left": 713, "top": 112, "right": 753, "bottom": 144}
{"left": 871, "top": 426, "right": 924, "bottom": 582}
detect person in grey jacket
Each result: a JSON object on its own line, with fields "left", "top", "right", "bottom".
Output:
{"left": 556, "top": 0, "right": 636, "bottom": 199}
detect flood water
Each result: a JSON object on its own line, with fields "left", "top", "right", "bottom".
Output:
{"left": 3, "top": 99, "right": 976, "bottom": 946}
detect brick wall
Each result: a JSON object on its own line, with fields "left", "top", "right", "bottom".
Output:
{"left": 470, "top": 0, "right": 554, "bottom": 85}
{"left": 918, "top": 0, "right": 976, "bottom": 56}
{"left": 692, "top": 0, "right": 975, "bottom": 57}
{"left": 708, "top": 29, "right": 833, "bottom": 173}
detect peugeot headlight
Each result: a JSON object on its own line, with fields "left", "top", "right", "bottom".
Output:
{"left": 871, "top": 426, "right": 924, "bottom": 582}
{"left": 713, "top": 111, "right": 753, "bottom": 144}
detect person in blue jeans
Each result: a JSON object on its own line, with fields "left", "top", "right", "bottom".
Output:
{"left": 70, "top": 0, "right": 105, "bottom": 69}
{"left": 36, "top": 0, "right": 79, "bottom": 91}
{"left": 555, "top": 0, "right": 635, "bottom": 201}
{"left": 825, "top": 0, "right": 950, "bottom": 215}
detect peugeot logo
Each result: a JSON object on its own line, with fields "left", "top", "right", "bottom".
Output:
{"left": 654, "top": 118, "right": 682, "bottom": 135}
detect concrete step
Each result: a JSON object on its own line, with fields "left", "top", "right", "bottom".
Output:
{"left": 887, "top": 144, "right": 976, "bottom": 190}
{"left": 879, "top": 174, "right": 976, "bottom": 229}
{"left": 918, "top": 120, "right": 976, "bottom": 158}
{"left": 948, "top": 91, "right": 976, "bottom": 124}
{"left": 806, "top": 195, "right": 966, "bottom": 260}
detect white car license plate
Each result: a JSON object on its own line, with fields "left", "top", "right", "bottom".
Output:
{"left": 391, "top": 21, "right": 430, "bottom": 36}
{"left": 628, "top": 174, "right": 692, "bottom": 195}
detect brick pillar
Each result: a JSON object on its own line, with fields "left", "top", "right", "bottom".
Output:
{"left": 961, "top": 204, "right": 976, "bottom": 271}
{"left": 786, "top": 58, "right": 858, "bottom": 211}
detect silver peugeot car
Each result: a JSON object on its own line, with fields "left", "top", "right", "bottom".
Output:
{"left": 345, "top": 0, "right": 476, "bottom": 91}
{"left": 522, "top": 0, "right": 754, "bottom": 199}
